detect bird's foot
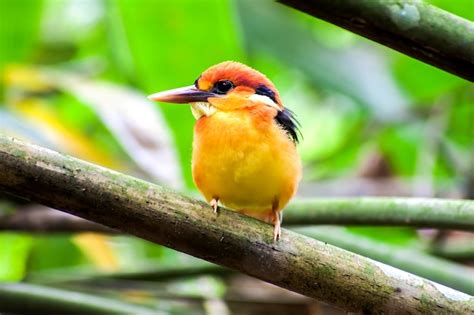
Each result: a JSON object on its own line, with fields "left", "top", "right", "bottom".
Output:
{"left": 272, "top": 209, "right": 282, "bottom": 242}
{"left": 270, "top": 198, "right": 282, "bottom": 242}
{"left": 273, "top": 222, "right": 281, "bottom": 242}
{"left": 210, "top": 198, "right": 219, "bottom": 214}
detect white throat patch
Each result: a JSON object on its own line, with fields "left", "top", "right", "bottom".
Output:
{"left": 191, "top": 102, "right": 217, "bottom": 119}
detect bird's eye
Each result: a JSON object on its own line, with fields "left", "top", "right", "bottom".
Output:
{"left": 213, "top": 80, "right": 234, "bottom": 94}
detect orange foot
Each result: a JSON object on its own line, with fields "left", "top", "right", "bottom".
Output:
{"left": 210, "top": 198, "right": 219, "bottom": 214}
{"left": 272, "top": 212, "right": 282, "bottom": 242}
{"left": 271, "top": 200, "right": 282, "bottom": 242}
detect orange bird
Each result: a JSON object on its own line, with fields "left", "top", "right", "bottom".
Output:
{"left": 149, "top": 61, "right": 301, "bottom": 241}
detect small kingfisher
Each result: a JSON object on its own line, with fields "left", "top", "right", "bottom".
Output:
{"left": 149, "top": 61, "right": 301, "bottom": 241}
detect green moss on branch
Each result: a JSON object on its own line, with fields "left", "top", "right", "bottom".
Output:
{"left": 0, "top": 135, "right": 473, "bottom": 313}
{"left": 295, "top": 226, "right": 474, "bottom": 294}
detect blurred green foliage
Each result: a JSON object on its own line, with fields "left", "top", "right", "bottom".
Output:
{"left": 0, "top": 0, "right": 43, "bottom": 71}
{"left": 0, "top": 233, "right": 33, "bottom": 281}
{"left": 110, "top": 0, "right": 243, "bottom": 187}
{"left": 0, "top": 0, "right": 472, "bottom": 310}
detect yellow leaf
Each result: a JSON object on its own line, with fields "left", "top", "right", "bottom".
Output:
{"left": 72, "top": 233, "right": 119, "bottom": 272}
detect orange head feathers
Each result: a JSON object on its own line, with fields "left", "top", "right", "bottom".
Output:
{"left": 148, "top": 61, "right": 299, "bottom": 143}
{"left": 196, "top": 61, "right": 283, "bottom": 107}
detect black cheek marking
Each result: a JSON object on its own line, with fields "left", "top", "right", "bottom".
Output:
{"left": 255, "top": 85, "right": 278, "bottom": 104}
{"left": 275, "top": 108, "right": 301, "bottom": 144}
{"left": 194, "top": 75, "right": 201, "bottom": 88}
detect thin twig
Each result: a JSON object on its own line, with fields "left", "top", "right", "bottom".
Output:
{"left": 0, "top": 282, "right": 158, "bottom": 314}
{"left": 284, "top": 198, "right": 474, "bottom": 230}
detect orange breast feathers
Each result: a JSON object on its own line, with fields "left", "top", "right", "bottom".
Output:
{"left": 191, "top": 105, "right": 301, "bottom": 220}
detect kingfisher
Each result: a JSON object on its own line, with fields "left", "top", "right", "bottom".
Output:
{"left": 148, "top": 61, "right": 301, "bottom": 241}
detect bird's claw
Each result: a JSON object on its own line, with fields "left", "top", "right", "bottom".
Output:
{"left": 272, "top": 208, "right": 282, "bottom": 242}
{"left": 273, "top": 224, "right": 281, "bottom": 242}
{"left": 210, "top": 198, "right": 219, "bottom": 214}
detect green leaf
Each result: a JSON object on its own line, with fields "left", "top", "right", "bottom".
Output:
{"left": 236, "top": 0, "right": 408, "bottom": 122}
{"left": 0, "top": 0, "right": 43, "bottom": 73}
{"left": 28, "top": 236, "right": 88, "bottom": 272}
{"left": 43, "top": 70, "right": 182, "bottom": 186}
{"left": 392, "top": 55, "right": 465, "bottom": 102}
{"left": 426, "top": 0, "right": 474, "bottom": 21}
{"left": 109, "top": 0, "right": 244, "bottom": 187}
{"left": 347, "top": 227, "right": 418, "bottom": 246}
{"left": 0, "top": 233, "right": 33, "bottom": 281}
{"left": 378, "top": 124, "right": 423, "bottom": 177}
{"left": 446, "top": 95, "right": 474, "bottom": 147}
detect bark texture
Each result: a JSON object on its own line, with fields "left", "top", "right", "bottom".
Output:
{"left": 0, "top": 135, "right": 472, "bottom": 313}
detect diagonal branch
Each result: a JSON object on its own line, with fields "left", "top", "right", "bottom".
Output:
{"left": 294, "top": 226, "right": 474, "bottom": 294}
{"left": 278, "top": 0, "right": 474, "bottom": 81}
{"left": 0, "top": 135, "right": 472, "bottom": 313}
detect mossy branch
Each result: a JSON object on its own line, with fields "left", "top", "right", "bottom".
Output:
{"left": 294, "top": 226, "right": 474, "bottom": 294}
{"left": 285, "top": 198, "right": 474, "bottom": 230}
{"left": 278, "top": 0, "right": 474, "bottom": 81}
{"left": 0, "top": 135, "right": 473, "bottom": 313}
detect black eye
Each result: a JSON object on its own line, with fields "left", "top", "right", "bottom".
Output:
{"left": 213, "top": 80, "right": 234, "bottom": 94}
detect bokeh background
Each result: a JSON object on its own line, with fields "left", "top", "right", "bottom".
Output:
{"left": 0, "top": 0, "right": 473, "bottom": 314}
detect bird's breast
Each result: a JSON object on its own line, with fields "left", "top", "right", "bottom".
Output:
{"left": 192, "top": 109, "right": 300, "bottom": 212}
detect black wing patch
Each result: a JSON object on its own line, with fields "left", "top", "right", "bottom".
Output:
{"left": 275, "top": 108, "right": 301, "bottom": 144}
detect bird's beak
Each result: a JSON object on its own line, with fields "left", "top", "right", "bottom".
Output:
{"left": 148, "top": 85, "right": 216, "bottom": 104}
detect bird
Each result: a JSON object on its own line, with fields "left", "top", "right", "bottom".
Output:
{"left": 148, "top": 61, "right": 301, "bottom": 241}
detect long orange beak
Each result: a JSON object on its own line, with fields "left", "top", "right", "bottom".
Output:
{"left": 148, "top": 85, "right": 217, "bottom": 104}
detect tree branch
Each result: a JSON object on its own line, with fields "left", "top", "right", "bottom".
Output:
{"left": 285, "top": 198, "right": 474, "bottom": 230}
{"left": 428, "top": 238, "right": 474, "bottom": 261}
{"left": 278, "top": 0, "right": 474, "bottom": 81}
{"left": 15, "top": 209, "right": 472, "bottom": 292}
{"left": 0, "top": 135, "right": 472, "bottom": 313}
{"left": 0, "top": 205, "right": 115, "bottom": 233}
{"left": 0, "top": 283, "right": 157, "bottom": 314}
{"left": 29, "top": 261, "right": 228, "bottom": 284}
{"left": 294, "top": 226, "right": 474, "bottom": 294}
{"left": 3, "top": 196, "right": 472, "bottom": 233}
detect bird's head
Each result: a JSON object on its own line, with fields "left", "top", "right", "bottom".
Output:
{"left": 148, "top": 61, "right": 284, "bottom": 119}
